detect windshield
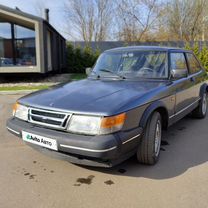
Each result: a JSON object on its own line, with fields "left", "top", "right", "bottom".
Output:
{"left": 92, "top": 50, "right": 168, "bottom": 79}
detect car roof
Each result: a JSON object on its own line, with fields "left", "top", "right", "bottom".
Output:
{"left": 105, "top": 46, "right": 191, "bottom": 53}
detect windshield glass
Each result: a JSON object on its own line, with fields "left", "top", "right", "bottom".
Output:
{"left": 92, "top": 50, "right": 168, "bottom": 79}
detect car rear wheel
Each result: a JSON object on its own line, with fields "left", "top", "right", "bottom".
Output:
{"left": 192, "top": 92, "right": 207, "bottom": 119}
{"left": 137, "top": 111, "right": 162, "bottom": 165}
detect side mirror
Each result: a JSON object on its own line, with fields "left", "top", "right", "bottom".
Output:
{"left": 85, "top": 67, "right": 92, "bottom": 75}
{"left": 171, "top": 69, "right": 188, "bottom": 79}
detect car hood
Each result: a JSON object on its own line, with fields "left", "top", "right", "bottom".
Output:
{"left": 19, "top": 79, "right": 168, "bottom": 115}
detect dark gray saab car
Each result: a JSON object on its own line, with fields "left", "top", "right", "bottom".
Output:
{"left": 7, "top": 46, "right": 208, "bottom": 167}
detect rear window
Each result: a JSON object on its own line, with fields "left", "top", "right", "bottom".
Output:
{"left": 186, "top": 53, "right": 201, "bottom": 74}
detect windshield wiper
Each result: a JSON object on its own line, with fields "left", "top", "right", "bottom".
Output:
{"left": 99, "top": 68, "right": 126, "bottom": 79}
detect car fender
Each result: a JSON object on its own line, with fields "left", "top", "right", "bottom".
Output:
{"left": 139, "top": 100, "right": 168, "bottom": 129}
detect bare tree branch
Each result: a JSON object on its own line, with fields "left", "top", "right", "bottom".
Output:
{"left": 65, "top": 0, "right": 113, "bottom": 42}
{"left": 116, "top": 0, "right": 162, "bottom": 41}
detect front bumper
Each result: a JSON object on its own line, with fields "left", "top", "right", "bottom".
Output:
{"left": 7, "top": 118, "right": 143, "bottom": 167}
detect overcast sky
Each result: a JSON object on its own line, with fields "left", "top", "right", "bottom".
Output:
{"left": 0, "top": 0, "right": 68, "bottom": 39}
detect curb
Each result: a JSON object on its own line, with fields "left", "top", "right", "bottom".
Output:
{"left": 0, "top": 90, "right": 37, "bottom": 95}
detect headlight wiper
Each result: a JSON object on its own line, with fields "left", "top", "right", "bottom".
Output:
{"left": 99, "top": 68, "right": 126, "bottom": 79}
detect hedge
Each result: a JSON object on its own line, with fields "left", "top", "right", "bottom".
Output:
{"left": 65, "top": 42, "right": 208, "bottom": 73}
{"left": 65, "top": 43, "right": 100, "bottom": 73}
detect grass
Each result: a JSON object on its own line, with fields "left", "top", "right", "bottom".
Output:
{"left": 0, "top": 85, "right": 50, "bottom": 91}
{"left": 0, "top": 73, "right": 86, "bottom": 92}
{"left": 70, "top": 73, "right": 87, "bottom": 80}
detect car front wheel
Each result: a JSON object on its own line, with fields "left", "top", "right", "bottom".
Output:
{"left": 137, "top": 111, "right": 162, "bottom": 165}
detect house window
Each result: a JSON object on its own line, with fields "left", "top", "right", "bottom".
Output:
{"left": 0, "top": 22, "right": 14, "bottom": 66}
{"left": 0, "top": 18, "right": 36, "bottom": 67}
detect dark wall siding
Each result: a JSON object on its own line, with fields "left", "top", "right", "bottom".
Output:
{"left": 42, "top": 24, "right": 48, "bottom": 72}
{"left": 42, "top": 23, "right": 66, "bottom": 73}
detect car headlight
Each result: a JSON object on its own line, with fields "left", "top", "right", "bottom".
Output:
{"left": 13, "top": 103, "right": 28, "bottom": 121}
{"left": 67, "top": 113, "right": 126, "bottom": 135}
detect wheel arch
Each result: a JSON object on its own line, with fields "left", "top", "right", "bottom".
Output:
{"left": 200, "top": 83, "right": 208, "bottom": 97}
{"left": 139, "top": 101, "right": 169, "bottom": 130}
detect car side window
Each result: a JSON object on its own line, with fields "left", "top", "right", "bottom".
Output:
{"left": 186, "top": 53, "right": 201, "bottom": 74}
{"left": 170, "top": 53, "right": 187, "bottom": 70}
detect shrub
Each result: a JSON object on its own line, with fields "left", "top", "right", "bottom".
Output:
{"left": 65, "top": 43, "right": 100, "bottom": 73}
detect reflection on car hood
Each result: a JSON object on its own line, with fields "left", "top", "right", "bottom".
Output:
{"left": 19, "top": 79, "right": 168, "bottom": 115}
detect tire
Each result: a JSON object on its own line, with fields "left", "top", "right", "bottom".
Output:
{"left": 137, "top": 111, "right": 162, "bottom": 165}
{"left": 192, "top": 92, "right": 207, "bottom": 119}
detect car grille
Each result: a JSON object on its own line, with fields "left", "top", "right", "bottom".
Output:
{"left": 28, "top": 108, "right": 71, "bottom": 130}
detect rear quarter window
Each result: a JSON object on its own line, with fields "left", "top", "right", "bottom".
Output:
{"left": 186, "top": 53, "right": 201, "bottom": 74}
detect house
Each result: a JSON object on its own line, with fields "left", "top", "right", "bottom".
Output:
{"left": 0, "top": 4, "right": 66, "bottom": 74}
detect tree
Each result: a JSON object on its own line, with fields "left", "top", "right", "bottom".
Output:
{"left": 64, "top": 0, "right": 208, "bottom": 42}
{"left": 166, "top": 0, "right": 207, "bottom": 41}
{"left": 65, "top": 0, "right": 113, "bottom": 42}
{"left": 116, "top": 0, "right": 163, "bottom": 41}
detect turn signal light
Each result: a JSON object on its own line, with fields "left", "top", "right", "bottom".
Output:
{"left": 101, "top": 113, "right": 126, "bottom": 129}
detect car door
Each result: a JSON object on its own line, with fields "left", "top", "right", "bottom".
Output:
{"left": 170, "top": 52, "right": 196, "bottom": 115}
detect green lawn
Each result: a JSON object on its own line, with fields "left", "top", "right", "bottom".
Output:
{"left": 70, "top": 73, "right": 87, "bottom": 80}
{"left": 0, "top": 73, "right": 87, "bottom": 92}
{"left": 0, "top": 85, "right": 50, "bottom": 91}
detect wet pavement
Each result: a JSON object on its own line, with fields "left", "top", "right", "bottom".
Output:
{"left": 0, "top": 94, "right": 208, "bottom": 208}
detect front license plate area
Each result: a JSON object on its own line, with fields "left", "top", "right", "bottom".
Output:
{"left": 22, "top": 131, "right": 58, "bottom": 151}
